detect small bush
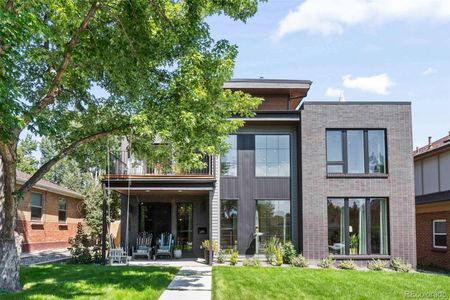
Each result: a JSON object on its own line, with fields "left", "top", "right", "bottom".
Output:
{"left": 291, "top": 254, "right": 308, "bottom": 268}
{"left": 338, "top": 260, "right": 357, "bottom": 270}
{"left": 275, "top": 247, "right": 283, "bottom": 266}
{"left": 243, "top": 257, "right": 261, "bottom": 267}
{"left": 217, "top": 250, "right": 225, "bottom": 264}
{"left": 368, "top": 259, "right": 388, "bottom": 271}
{"left": 265, "top": 236, "right": 280, "bottom": 263}
{"left": 68, "top": 223, "right": 92, "bottom": 264}
{"left": 282, "top": 241, "right": 296, "bottom": 264}
{"left": 230, "top": 250, "right": 239, "bottom": 266}
{"left": 391, "top": 257, "right": 412, "bottom": 272}
{"left": 318, "top": 255, "right": 335, "bottom": 269}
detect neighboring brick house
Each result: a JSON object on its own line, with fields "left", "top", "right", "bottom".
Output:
{"left": 104, "top": 78, "right": 416, "bottom": 267}
{"left": 414, "top": 133, "right": 450, "bottom": 269}
{"left": 16, "top": 170, "right": 84, "bottom": 252}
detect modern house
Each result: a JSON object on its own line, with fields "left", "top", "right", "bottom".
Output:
{"left": 16, "top": 170, "right": 84, "bottom": 252}
{"left": 414, "top": 133, "right": 450, "bottom": 269}
{"left": 103, "top": 78, "right": 416, "bottom": 267}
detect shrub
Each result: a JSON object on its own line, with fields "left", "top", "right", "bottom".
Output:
{"left": 367, "top": 259, "right": 388, "bottom": 271}
{"left": 318, "top": 255, "right": 335, "bottom": 269}
{"left": 275, "top": 247, "right": 283, "bottom": 266}
{"left": 338, "top": 260, "right": 357, "bottom": 270}
{"left": 265, "top": 236, "right": 280, "bottom": 263}
{"left": 217, "top": 249, "right": 225, "bottom": 264}
{"left": 201, "top": 240, "right": 219, "bottom": 253}
{"left": 243, "top": 257, "right": 261, "bottom": 267}
{"left": 291, "top": 254, "right": 308, "bottom": 268}
{"left": 282, "top": 241, "right": 296, "bottom": 264}
{"left": 68, "top": 223, "right": 92, "bottom": 264}
{"left": 391, "top": 257, "right": 412, "bottom": 272}
{"left": 230, "top": 250, "right": 239, "bottom": 266}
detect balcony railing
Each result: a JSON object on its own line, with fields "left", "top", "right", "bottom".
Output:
{"left": 107, "top": 151, "right": 214, "bottom": 177}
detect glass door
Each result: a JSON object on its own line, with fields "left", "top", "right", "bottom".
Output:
{"left": 177, "top": 203, "right": 193, "bottom": 252}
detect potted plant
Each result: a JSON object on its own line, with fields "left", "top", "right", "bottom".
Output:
{"left": 201, "top": 240, "right": 218, "bottom": 264}
{"left": 174, "top": 245, "right": 183, "bottom": 259}
{"left": 350, "top": 234, "right": 359, "bottom": 254}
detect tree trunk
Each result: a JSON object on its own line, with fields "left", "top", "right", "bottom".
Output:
{"left": 0, "top": 146, "right": 22, "bottom": 292}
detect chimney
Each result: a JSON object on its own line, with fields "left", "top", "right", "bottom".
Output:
{"left": 428, "top": 136, "right": 432, "bottom": 149}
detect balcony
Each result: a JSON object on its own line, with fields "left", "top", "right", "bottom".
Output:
{"left": 105, "top": 151, "right": 215, "bottom": 180}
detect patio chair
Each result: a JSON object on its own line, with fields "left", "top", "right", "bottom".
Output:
{"left": 132, "top": 232, "right": 153, "bottom": 260}
{"left": 108, "top": 234, "right": 128, "bottom": 265}
{"left": 154, "top": 232, "right": 173, "bottom": 260}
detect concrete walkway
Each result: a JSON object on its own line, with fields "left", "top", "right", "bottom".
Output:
{"left": 21, "top": 249, "right": 71, "bottom": 265}
{"left": 159, "top": 266, "right": 212, "bottom": 300}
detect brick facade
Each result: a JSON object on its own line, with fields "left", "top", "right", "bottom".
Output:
{"left": 17, "top": 187, "right": 84, "bottom": 252}
{"left": 300, "top": 102, "right": 416, "bottom": 267}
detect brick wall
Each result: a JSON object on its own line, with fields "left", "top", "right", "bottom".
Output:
{"left": 301, "top": 103, "right": 416, "bottom": 267}
{"left": 416, "top": 205, "right": 450, "bottom": 269}
{"left": 17, "top": 187, "right": 84, "bottom": 252}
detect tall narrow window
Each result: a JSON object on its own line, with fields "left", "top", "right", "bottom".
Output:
{"left": 256, "top": 200, "right": 291, "bottom": 245}
{"left": 220, "top": 200, "right": 238, "bottom": 250}
{"left": 255, "top": 135, "right": 290, "bottom": 176}
{"left": 177, "top": 203, "right": 193, "bottom": 252}
{"left": 58, "top": 199, "right": 67, "bottom": 223}
{"left": 221, "top": 135, "right": 237, "bottom": 176}
{"left": 31, "top": 192, "right": 43, "bottom": 221}
{"left": 326, "top": 131, "right": 344, "bottom": 173}
{"left": 433, "top": 220, "right": 447, "bottom": 249}
{"left": 328, "top": 197, "right": 389, "bottom": 255}
{"left": 347, "top": 130, "right": 365, "bottom": 174}
{"left": 368, "top": 130, "right": 386, "bottom": 173}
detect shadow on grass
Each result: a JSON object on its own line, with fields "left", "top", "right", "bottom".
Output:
{"left": 2, "top": 264, "right": 179, "bottom": 300}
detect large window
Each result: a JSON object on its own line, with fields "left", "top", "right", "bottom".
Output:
{"left": 256, "top": 200, "right": 291, "bottom": 245}
{"left": 433, "top": 220, "right": 447, "bottom": 249}
{"left": 255, "top": 135, "right": 290, "bottom": 177}
{"left": 221, "top": 135, "right": 237, "bottom": 176}
{"left": 326, "top": 129, "right": 387, "bottom": 174}
{"left": 31, "top": 192, "right": 43, "bottom": 221}
{"left": 58, "top": 199, "right": 67, "bottom": 223}
{"left": 220, "top": 200, "right": 238, "bottom": 250}
{"left": 177, "top": 203, "right": 193, "bottom": 252}
{"left": 328, "top": 198, "right": 389, "bottom": 255}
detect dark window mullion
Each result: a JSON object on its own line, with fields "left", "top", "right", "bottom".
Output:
{"left": 344, "top": 199, "right": 350, "bottom": 255}
{"left": 366, "top": 198, "right": 371, "bottom": 255}
{"left": 343, "top": 131, "right": 348, "bottom": 173}
{"left": 364, "top": 130, "right": 369, "bottom": 174}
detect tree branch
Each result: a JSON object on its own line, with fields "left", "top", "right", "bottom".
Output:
{"left": 16, "top": 127, "right": 124, "bottom": 196}
{"left": 23, "top": 1, "right": 100, "bottom": 126}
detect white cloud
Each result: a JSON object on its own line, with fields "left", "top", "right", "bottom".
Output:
{"left": 423, "top": 67, "right": 437, "bottom": 76}
{"left": 275, "top": 0, "right": 450, "bottom": 38}
{"left": 342, "top": 74, "right": 395, "bottom": 95}
{"left": 325, "top": 87, "right": 345, "bottom": 100}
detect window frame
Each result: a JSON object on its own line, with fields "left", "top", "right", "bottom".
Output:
{"left": 433, "top": 219, "right": 447, "bottom": 249}
{"left": 58, "top": 198, "right": 67, "bottom": 223}
{"left": 220, "top": 198, "right": 239, "bottom": 250}
{"left": 256, "top": 199, "right": 292, "bottom": 244}
{"left": 30, "top": 192, "right": 44, "bottom": 222}
{"left": 327, "top": 197, "right": 390, "bottom": 256}
{"left": 220, "top": 135, "right": 238, "bottom": 177}
{"left": 326, "top": 129, "right": 388, "bottom": 175}
{"left": 254, "top": 134, "right": 291, "bottom": 178}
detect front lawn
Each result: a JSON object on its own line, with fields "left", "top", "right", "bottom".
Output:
{"left": 0, "top": 264, "right": 178, "bottom": 300}
{"left": 213, "top": 266, "right": 450, "bottom": 300}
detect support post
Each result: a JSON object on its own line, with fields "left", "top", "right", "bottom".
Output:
{"left": 209, "top": 189, "right": 213, "bottom": 266}
{"left": 101, "top": 183, "right": 107, "bottom": 265}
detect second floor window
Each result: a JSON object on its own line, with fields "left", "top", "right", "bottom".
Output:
{"left": 326, "top": 129, "right": 387, "bottom": 174}
{"left": 221, "top": 135, "right": 238, "bottom": 176}
{"left": 31, "top": 192, "right": 43, "bottom": 221}
{"left": 58, "top": 199, "right": 67, "bottom": 223}
{"left": 255, "top": 135, "right": 290, "bottom": 177}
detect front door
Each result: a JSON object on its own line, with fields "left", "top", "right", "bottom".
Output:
{"left": 139, "top": 203, "right": 171, "bottom": 245}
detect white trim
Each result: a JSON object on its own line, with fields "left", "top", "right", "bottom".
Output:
{"left": 433, "top": 219, "right": 447, "bottom": 249}
{"left": 105, "top": 187, "right": 213, "bottom": 191}
{"left": 223, "top": 82, "right": 310, "bottom": 90}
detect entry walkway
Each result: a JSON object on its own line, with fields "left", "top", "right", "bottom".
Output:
{"left": 159, "top": 266, "right": 212, "bottom": 300}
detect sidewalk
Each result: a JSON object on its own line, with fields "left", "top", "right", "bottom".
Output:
{"left": 21, "top": 249, "right": 71, "bottom": 265}
{"left": 159, "top": 266, "right": 212, "bottom": 300}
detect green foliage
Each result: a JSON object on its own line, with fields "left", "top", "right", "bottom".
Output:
{"left": 338, "top": 260, "right": 357, "bottom": 270}
{"left": 274, "top": 247, "right": 283, "bottom": 266}
{"left": 201, "top": 240, "right": 219, "bottom": 253}
{"left": 391, "top": 257, "right": 412, "bottom": 272}
{"left": 291, "top": 254, "right": 308, "bottom": 268}
{"left": 243, "top": 257, "right": 261, "bottom": 267}
{"left": 282, "top": 241, "right": 296, "bottom": 264}
{"left": 367, "top": 259, "right": 388, "bottom": 271}
{"left": 16, "top": 135, "right": 39, "bottom": 174}
{"left": 350, "top": 234, "right": 359, "bottom": 254}
{"left": 265, "top": 236, "right": 280, "bottom": 263}
{"left": 318, "top": 256, "right": 336, "bottom": 269}
{"left": 230, "top": 250, "right": 238, "bottom": 266}
{"left": 68, "top": 223, "right": 92, "bottom": 264}
{"left": 217, "top": 249, "right": 225, "bottom": 264}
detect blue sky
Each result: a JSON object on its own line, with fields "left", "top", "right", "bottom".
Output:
{"left": 207, "top": 0, "right": 450, "bottom": 148}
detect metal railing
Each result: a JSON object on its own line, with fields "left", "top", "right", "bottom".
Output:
{"left": 107, "top": 151, "right": 214, "bottom": 176}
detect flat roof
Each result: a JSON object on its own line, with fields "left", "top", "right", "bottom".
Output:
{"left": 224, "top": 78, "right": 312, "bottom": 90}
{"left": 301, "top": 101, "right": 411, "bottom": 106}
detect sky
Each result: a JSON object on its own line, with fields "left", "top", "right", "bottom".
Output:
{"left": 206, "top": 0, "right": 450, "bottom": 149}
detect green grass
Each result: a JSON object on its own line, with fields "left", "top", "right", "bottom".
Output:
{"left": 0, "top": 264, "right": 178, "bottom": 300}
{"left": 213, "top": 266, "right": 450, "bottom": 300}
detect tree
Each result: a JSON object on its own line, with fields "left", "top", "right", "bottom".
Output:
{"left": 0, "top": 0, "right": 263, "bottom": 291}
{"left": 16, "top": 135, "right": 39, "bottom": 174}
